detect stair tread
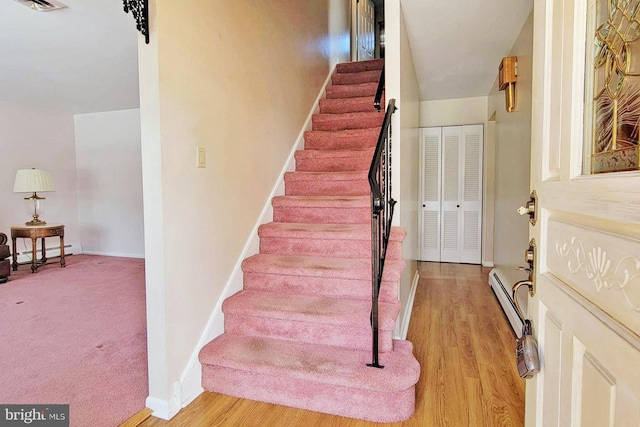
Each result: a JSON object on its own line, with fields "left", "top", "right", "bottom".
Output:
{"left": 312, "top": 112, "right": 382, "bottom": 131}
{"left": 331, "top": 70, "right": 381, "bottom": 85}
{"left": 242, "top": 253, "right": 404, "bottom": 281}
{"left": 223, "top": 289, "right": 398, "bottom": 328}
{"left": 320, "top": 96, "right": 376, "bottom": 105}
{"left": 326, "top": 83, "right": 378, "bottom": 99}
{"left": 199, "top": 334, "right": 419, "bottom": 392}
{"left": 305, "top": 128, "right": 380, "bottom": 138}
{"left": 313, "top": 111, "right": 382, "bottom": 120}
{"left": 319, "top": 96, "right": 383, "bottom": 114}
{"left": 284, "top": 170, "right": 368, "bottom": 181}
{"left": 272, "top": 195, "right": 369, "bottom": 208}
{"left": 336, "top": 59, "right": 385, "bottom": 74}
{"left": 295, "top": 148, "right": 374, "bottom": 160}
{"left": 258, "top": 222, "right": 407, "bottom": 241}
{"left": 327, "top": 82, "right": 377, "bottom": 90}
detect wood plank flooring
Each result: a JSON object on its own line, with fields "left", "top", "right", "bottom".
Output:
{"left": 139, "top": 262, "right": 525, "bottom": 427}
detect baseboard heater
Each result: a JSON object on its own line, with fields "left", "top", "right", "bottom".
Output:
{"left": 14, "top": 243, "right": 83, "bottom": 264}
{"left": 488, "top": 268, "right": 524, "bottom": 338}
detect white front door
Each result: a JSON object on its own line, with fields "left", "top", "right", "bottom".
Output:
{"left": 357, "top": 0, "right": 375, "bottom": 61}
{"left": 526, "top": 0, "right": 640, "bottom": 425}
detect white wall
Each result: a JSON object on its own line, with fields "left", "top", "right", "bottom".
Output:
{"left": 74, "top": 109, "right": 144, "bottom": 258}
{"left": 420, "top": 96, "right": 488, "bottom": 127}
{"left": 0, "top": 100, "right": 80, "bottom": 248}
{"left": 139, "top": 0, "right": 352, "bottom": 417}
{"left": 385, "top": 0, "right": 420, "bottom": 334}
{"left": 487, "top": 11, "right": 534, "bottom": 269}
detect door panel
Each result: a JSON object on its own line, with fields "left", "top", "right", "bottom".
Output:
{"left": 357, "top": 0, "right": 375, "bottom": 61}
{"left": 538, "top": 305, "right": 562, "bottom": 427}
{"left": 441, "top": 127, "right": 462, "bottom": 262}
{"left": 461, "top": 125, "right": 483, "bottom": 264}
{"left": 533, "top": 275, "right": 640, "bottom": 427}
{"left": 419, "top": 128, "right": 441, "bottom": 261}
{"left": 527, "top": 0, "right": 640, "bottom": 424}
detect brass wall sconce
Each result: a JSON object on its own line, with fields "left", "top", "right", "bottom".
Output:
{"left": 499, "top": 56, "right": 518, "bottom": 112}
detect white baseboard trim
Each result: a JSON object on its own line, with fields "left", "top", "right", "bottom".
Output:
{"left": 81, "top": 250, "right": 144, "bottom": 259}
{"left": 145, "top": 396, "right": 180, "bottom": 420}
{"left": 482, "top": 261, "right": 495, "bottom": 268}
{"left": 13, "top": 242, "right": 83, "bottom": 264}
{"left": 175, "top": 65, "right": 337, "bottom": 412}
{"left": 397, "top": 270, "right": 419, "bottom": 340}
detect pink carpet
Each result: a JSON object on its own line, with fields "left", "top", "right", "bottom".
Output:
{"left": 0, "top": 254, "right": 147, "bottom": 427}
{"left": 199, "top": 58, "right": 421, "bottom": 422}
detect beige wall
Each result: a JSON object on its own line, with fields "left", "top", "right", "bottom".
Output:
{"left": 385, "top": 0, "right": 420, "bottom": 333}
{"left": 0, "top": 100, "right": 80, "bottom": 247}
{"left": 487, "top": 11, "right": 534, "bottom": 269}
{"left": 140, "top": 0, "right": 351, "bottom": 415}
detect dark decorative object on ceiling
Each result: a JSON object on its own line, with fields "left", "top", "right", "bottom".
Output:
{"left": 123, "top": 0, "right": 149, "bottom": 44}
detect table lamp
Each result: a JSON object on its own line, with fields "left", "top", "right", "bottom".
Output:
{"left": 13, "top": 168, "right": 56, "bottom": 226}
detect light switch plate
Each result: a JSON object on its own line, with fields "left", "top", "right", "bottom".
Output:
{"left": 197, "top": 146, "right": 206, "bottom": 168}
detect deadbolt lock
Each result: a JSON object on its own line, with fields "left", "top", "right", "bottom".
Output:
{"left": 516, "top": 238, "right": 537, "bottom": 295}
{"left": 517, "top": 190, "right": 538, "bottom": 226}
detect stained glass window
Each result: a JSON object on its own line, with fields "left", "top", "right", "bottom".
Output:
{"left": 585, "top": 0, "right": 640, "bottom": 173}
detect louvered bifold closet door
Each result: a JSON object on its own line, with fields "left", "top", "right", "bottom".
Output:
{"left": 440, "top": 126, "right": 463, "bottom": 263}
{"left": 460, "top": 125, "right": 483, "bottom": 264}
{"left": 419, "top": 128, "right": 442, "bottom": 261}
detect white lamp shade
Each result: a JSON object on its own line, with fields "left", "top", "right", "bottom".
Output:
{"left": 13, "top": 168, "right": 56, "bottom": 193}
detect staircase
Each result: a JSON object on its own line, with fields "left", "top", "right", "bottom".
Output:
{"left": 198, "top": 59, "right": 420, "bottom": 423}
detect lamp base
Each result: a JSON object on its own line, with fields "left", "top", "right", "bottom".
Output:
{"left": 25, "top": 219, "right": 46, "bottom": 226}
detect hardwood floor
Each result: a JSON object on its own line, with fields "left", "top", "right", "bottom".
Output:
{"left": 139, "top": 262, "right": 525, "bottom": 427}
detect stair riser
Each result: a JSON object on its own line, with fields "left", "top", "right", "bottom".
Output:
{"left": 326, "top": 85, "right": 377, "bottom": 99}
{"left": 319, "top": 97, "right": 379, "bottom": 114}
{"left": 295, "top": 156, "right": 372, "bottom": 172}
{"left": 336, "top": 59, "right": 385, "bottom": 74}
{"left": 285, "top": 180, "right": 369, "bottom": 197}
{"left": 224, "top": 315, "right": 394, "bottom": 352}
{"left": 331, "top": 70, "right": 381, "bottom": 85}
{"left": 273, "top": 206, "right": 370, "bottom": 224}
{"left": 243, "top": 273, "right": 398, "bottom": 302}
{"left": 201, "top": 365, "right": 416, "bottom": 423}
{"left": 312, "top": 115, "right": 383, "bottom": 131}
{"left": 260, "top": 237, "right": 403, "bottom": 260}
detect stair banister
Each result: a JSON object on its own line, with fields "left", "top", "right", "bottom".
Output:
{"left": 374, "top": 66, "right": 385, "bottom": 112}
{"left": 368, "top": 96, "right": 397, "bottom": 369}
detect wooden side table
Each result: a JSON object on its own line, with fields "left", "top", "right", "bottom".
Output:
{"left": 11, "top": 224, "right": 66, "bottom": 273}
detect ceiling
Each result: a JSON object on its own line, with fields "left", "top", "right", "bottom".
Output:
{"left": 401, "top": 0, "right": 534, "bottom": 100}
{"left": 0, "top": 0, "right": 139, "bottom": 114}
{"left": 0, "top": 0, "right": 533, "bottom": 114}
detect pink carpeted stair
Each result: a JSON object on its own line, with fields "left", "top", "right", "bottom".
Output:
{"left": 199, "top": 58, "right": 420, "bottom": 423}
